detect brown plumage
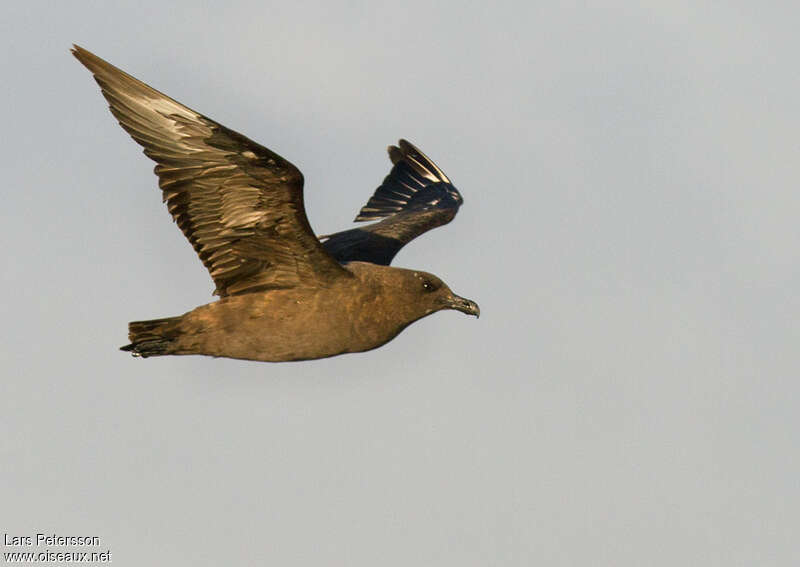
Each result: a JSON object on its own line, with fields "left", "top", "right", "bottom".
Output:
{"left": 72, "top": 45, "right": 479, "bottom": 362}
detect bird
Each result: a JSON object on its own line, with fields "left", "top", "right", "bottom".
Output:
{"left": 72, "top": 45, "right": 479, "bottom": 363}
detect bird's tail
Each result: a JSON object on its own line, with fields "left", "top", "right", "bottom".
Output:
{"left": 120, "top": 316, "right": 181, "bottom": 358}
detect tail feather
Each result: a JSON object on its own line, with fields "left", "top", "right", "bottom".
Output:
{"left": 121, "top": 316, "right": 181, "bottom": 358}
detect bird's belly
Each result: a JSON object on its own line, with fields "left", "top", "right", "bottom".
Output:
{"left": 176, "top": 292, "right": 396, "bottom": 362}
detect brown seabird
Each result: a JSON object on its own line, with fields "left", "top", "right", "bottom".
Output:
{"left": 72, "top": 45, "right": 479, "bottom": 362}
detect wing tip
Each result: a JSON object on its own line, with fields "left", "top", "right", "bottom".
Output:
{"left": 70, "top": 44, "right": 94, "bottom": 65}
{"left": 354, "top": 139, "right": 459, "bottom": 223}
{"left": 70, "top": 44, "right": 115, "bottom": 77}
{"left": 386, "top": 138, "right": 451, "bottom": 184}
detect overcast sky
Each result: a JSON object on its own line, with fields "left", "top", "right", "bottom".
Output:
{"left": 3, "top": 1, "right": 799, "bottom": 565}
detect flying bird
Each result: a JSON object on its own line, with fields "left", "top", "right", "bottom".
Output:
{"left": 72, "top": 45, "right": 478, "bottom": 363}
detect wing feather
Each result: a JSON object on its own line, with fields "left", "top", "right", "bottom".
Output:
{"left": 354, "top": 139, "right": 462, "bottom": 222}
{"left": 73, "top": 45, "right": 348, "bottom": 296}
{"left": 320, "top": 140, "right": 463, "bottom": 265}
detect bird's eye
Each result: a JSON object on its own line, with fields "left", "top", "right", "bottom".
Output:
{"left": 422, "top": 280, "right": 435, "bottom": 292}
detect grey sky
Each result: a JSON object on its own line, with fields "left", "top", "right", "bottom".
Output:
{"left": 3, "top": 1, "right": 799, "bottom": 565}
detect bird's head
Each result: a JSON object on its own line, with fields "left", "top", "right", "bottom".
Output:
{"left": 345, "top": 263, "right": 480, "bottom": 323}
{"left": 407, "top": 270, "right": 479, "bottom": 318}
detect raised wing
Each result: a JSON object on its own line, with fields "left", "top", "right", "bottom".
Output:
{"left": 320, "top": 140, "right": 462, "bottom": 265}
{"left": 72, "top": 45, "right": 348, "bottom": 296}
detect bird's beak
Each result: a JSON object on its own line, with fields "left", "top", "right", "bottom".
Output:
{"left": 445, "top": 294, "right": 480, "bottom": 318}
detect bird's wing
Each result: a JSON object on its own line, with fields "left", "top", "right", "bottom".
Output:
{"left": 320, "top": 140, "right": 463, "bottom": 265}
{"left": 355, "top": 139, "right": 462, "bottom": 222}
{"left": 73, "top": 46, "right": 348, "bottom": 296}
